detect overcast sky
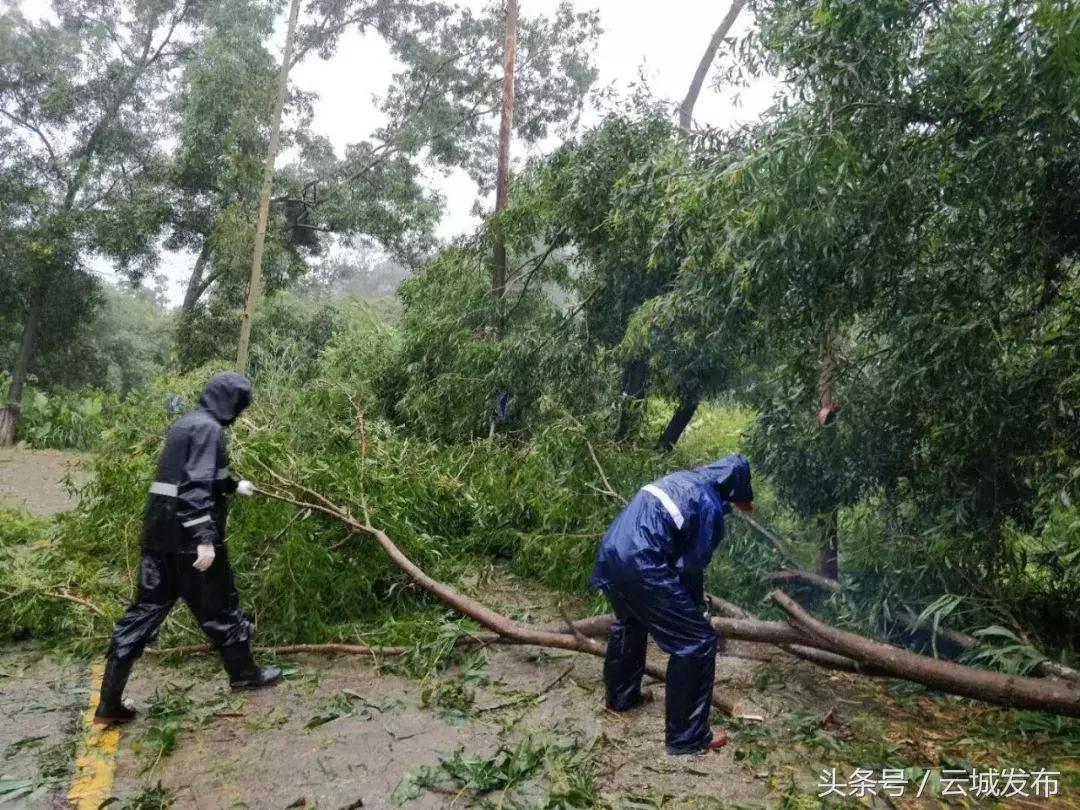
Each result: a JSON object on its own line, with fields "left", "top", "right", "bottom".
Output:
{"left": 16, "top": 0, "right": 778, "bottom": 306}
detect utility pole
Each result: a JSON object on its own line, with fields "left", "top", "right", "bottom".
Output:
{"left": 491, "top": 0, "right": 518, "bottom": 298}
{"left": 236, "top": 0, "right": 302, "bottom": 372}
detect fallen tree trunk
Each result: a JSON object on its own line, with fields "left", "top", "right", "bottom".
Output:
{"left": 740, "top": 516, "right": 1080, "bottom": 684}
{"left": 771, "top": 590, "right": 1080, "bottom": 718}
{"left": 706, "top": 595, "right": 889, "bottom": 676}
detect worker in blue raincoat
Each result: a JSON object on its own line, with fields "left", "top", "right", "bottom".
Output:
{"left": 590, "top": 454, "right": 754, "bottom": 755}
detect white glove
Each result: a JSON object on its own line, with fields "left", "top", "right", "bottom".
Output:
{"left": 236, "top": 480, "right": 255, "bottom": 497}
{"left": 193, "top": 543, "right": 216, "bottom": 572}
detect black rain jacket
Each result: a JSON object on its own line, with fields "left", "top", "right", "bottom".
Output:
{"left": 140, "top": 372, "right": 252, "bottom": 551}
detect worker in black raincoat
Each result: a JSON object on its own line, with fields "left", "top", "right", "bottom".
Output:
{"left": 94, "top": 372, "right": 281, "bottom": 724}
{"left": 590, "top": 454, "right": 754, "bottom": 755}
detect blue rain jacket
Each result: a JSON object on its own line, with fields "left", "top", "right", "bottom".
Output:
{"left": 590, "top": 454, "right": 753, "bottom": 592}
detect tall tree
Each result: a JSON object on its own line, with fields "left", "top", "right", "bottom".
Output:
{"left": 236, "top": 0, "right": 302, "bottom": 372}
{"left": 178, "top": 0, "right": 600, "bottom": 366}
{"left": 0, "top": 0, "right": 204, "bottom": 443}
{"left": 491, "top": 0, "right": 518, "bottom": 298}
{"left": 655, "top": 0, "right": 747, "bottom": 451}
{"left": 166, "top": 0, "right": 280, "bottom": 317}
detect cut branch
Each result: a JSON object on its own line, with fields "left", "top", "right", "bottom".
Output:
{"left": 42, "top": 590, "right": 106, "bottom": 617}
{"left": 587, "top": 441, "right": 627, "bottom": 505}
{"left": 150, "top": 642, "right": 409, "bottom": 657}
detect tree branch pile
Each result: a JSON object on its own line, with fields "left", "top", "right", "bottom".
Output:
{"left": 244, "top": 470, "right": 1080, "bottom": 720}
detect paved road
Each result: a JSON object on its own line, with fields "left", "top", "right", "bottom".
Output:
{"left": 0, "top": 448, "right": 91, "bottom": 516}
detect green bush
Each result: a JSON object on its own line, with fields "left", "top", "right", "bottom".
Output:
{"left": 18, "top": 387, "right": 117, "bottom": 451}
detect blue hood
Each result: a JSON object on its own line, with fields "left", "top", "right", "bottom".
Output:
{"left": 689, "top": 453, "right": 752, "bottom": 503}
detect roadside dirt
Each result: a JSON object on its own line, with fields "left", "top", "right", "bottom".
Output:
{"left": 1, "top": 643, "right": 776, "bottom": 809}
{"left": 0, "top": 448, "right": 91, "bottom": 517}
{"left": 5, "top": 626, "right": 1080, "bottom": 808}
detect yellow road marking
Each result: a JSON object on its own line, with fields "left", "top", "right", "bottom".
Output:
{"left": 67, "top": 661, "right": 120, "bottom": 809}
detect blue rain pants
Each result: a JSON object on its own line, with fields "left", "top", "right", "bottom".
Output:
{"left": 600, "top": 561, "right": 716, "bottom": 755}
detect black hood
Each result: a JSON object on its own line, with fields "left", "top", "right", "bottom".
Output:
{"left": 198, "top": 372, "right": 252, "bottom": 425}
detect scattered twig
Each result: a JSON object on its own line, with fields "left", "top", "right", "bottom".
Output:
{"left": 41, "top": 590, "right": 106, "bottom": 617}
{"left": 586, "top": 440, "right": 626, "bottom": 505}
{"left": 253, "top": 508, "right": 309, "bottom": 567}
{"left": 383, "top": 726, "right": 420, "bottom": 742}
{"left": 732, "top": 511, "right": 805, "bottom": 570}
{"left": 540, "top": 663, "right": 576, "bottom": 694}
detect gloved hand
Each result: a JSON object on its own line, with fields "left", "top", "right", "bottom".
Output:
{"left": 236, "top": 480, "right": 255, "bottom": 497}
{"left": 193, "top": 543, "right": 216, "bottom": 572}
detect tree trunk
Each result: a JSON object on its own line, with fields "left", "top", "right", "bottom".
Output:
{"left": 491, "top": 0, "right": 519, "bottom": 298}
{"left": 614, "top": 357, "right": 648, "bottom": 440}
{"left": 1, "top": 295, "right": 43, "bottom": 446}
{"left": 678, "top": 1, "right": 747, "bottom": 130}
{"left": 0, "top": 406, "right": 17, "bottom": 446}
{"left": 815, "top": 325, "right": 842, "bottom": 574}
{"left": 657, "top": 397, "right": 699, "bottom": 451}
{"left": 771, "top": 590, "right": 1080, "bottom": 717}
{"left": 817, "top": 510, "right": 839, "bottom": 582}
{"left": 236, "top": 0, "right": 302, "bottom": 373}
{"left": 181, "top": 241, "right": 212, "bottom": 312}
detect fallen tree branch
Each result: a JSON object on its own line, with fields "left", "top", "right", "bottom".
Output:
{"left": 587, "top": 441, "right": 626, "bottom": 505}
{"left": 42, "top": 590, "right": 107, "bottom": 617}
{"left": 771, "top": 590, "right": 1080, "bottom": 718}
{"left": 151, "top": 642, "right": 410, "bottom": 657}
{"left": 892, "top": 611, "right": 1080, "bottom": 684}
{"left": 258, "top": 477, "right": 743, "bottom": 716}
{"left": 763, "top": 569, "right": 842, "bottom": 593}
{"left": 707, "top": 594, "right": 887, "bottom": 676}
{"left": 1033, "top": 660, "right": 1080, "bottom": 684}
{"left": 742, "top": 516, "right": 1080, "bottom": 683}
{"left": 732, "top": 512, "right": 804, "bottom": 569}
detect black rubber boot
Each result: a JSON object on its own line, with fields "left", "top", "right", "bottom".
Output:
{"left": 93, "top": 656, "right": 138, "bottom": 725}
{"left": 220, "top": 643, "right": 282, "bottom": 689}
